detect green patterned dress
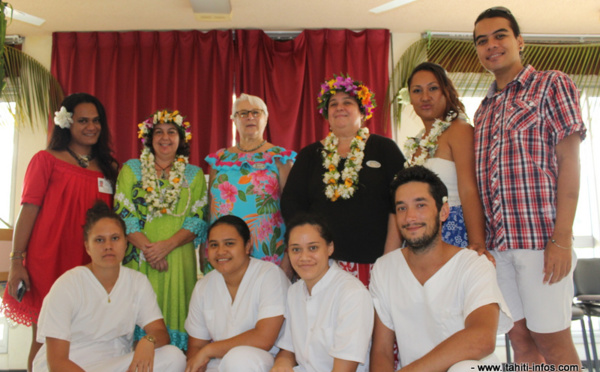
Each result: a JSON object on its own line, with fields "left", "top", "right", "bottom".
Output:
{"left": 114, "top": 159, "right": 207, "bottom": 349}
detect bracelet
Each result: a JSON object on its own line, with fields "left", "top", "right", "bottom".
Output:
{"left": 9, "top": 251, "right": 26, "bottom": 260}
{"left": 550, "top": 238, "right": 572, "bottom": 250}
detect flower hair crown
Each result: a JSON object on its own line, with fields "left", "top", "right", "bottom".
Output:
{"left": 317, "top": 75, "right": 376, "bottom": 120}
{"left": 137, "top": 109, "right": 192, "bottom": 144}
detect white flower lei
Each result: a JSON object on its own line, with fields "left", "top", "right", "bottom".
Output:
{"left": 403, "top": 117, "right": 451, "bottom": 167}
{"left": 140, "top": 148, "right": 191, "bottom": 221}
{"left": 54, "top": 106, "right": 73, "bottom": 129}
{"left": 322, "top": 127, "right": 369, "bottom": 202}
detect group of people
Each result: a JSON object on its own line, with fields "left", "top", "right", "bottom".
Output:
{"left": 1, "top": 5, "right": 587, "bottom": 372}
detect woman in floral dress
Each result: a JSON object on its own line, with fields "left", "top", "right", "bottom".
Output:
{"left": 205, "top": 94, "right": 295, "bottom": 277}
{"left": 114, "top": 109, "right": 207, "bottom": 350}
{"left": 404, "top": 62, "right": 488, "bottom": 259}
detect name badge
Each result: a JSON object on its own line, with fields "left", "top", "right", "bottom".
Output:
{"left": 366, "top": 160, "right": 381, "bottom": 168}
{"left": 98, "top": 177, "right": 113, "bottom": 194}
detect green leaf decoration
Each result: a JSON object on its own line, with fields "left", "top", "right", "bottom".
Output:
{"left": 216, "top": 173, "right": 228, "bottom": 184}
{"left": 238, "top": 189, "right": 246, "bottom": 202}
{"left": 262, "top": 242, "right": 269, "bottom": 255}
{"left": 241, "top": 168, "right": 250, "bottom": 176}
{"left": 275, "top": 244, "right": 285, "bottom": 256}
{"left": 269, "top": 236, "right": 277, "bottom": 253}
{"left": 273, "top": 226, "right": 281, "bottom": 239}
{"left": 246, "top": 184, "right": 255, "bottom": 195}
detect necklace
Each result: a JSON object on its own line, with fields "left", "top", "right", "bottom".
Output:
{"left": 322, "top": 127, "right": 369, "bottom": 202}
{"left": 66, "top": 147, "right": 94, "bottom": 168}
{"left": 403, "top": 117, "right": 451, "bottom": 167}
{"left": 154, "top": 161, "right": 172, "bottom": 180}
{"left": 140, "top": 148, "right": 190, "bottom": 222}
{"left": 236, "top": 140, "right": 266, "bottom": 152}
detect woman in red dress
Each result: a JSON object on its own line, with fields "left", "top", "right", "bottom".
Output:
{"left": 1, "top": 93, "right": 118, "bottom": 370}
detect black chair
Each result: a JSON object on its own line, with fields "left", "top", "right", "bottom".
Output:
{"left": 573, "top": 258, "right": 600, "bottom": 372}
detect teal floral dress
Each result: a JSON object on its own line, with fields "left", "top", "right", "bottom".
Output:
{"left": 205, "top": 147, "right": 296, "bottom": 272}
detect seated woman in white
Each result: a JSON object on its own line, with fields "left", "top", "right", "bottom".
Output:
{"left": 33, "top": 201, "right": 186, "bottom": 372}
{"left": 271, "top": 213, "right": 374, "bottom": 372}
{"left": 185, "top": 215, "right": 290, "bottom": 372}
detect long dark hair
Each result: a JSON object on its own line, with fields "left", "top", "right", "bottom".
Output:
{"left": 48, "top": 93, "right": 119, "bottom": 186}
{"left": 407, "top": 62, "right": 466, "bottom": 122}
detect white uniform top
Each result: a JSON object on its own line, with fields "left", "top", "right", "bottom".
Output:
{"left": 185, "top": 258, "right": 290, "bottom": 364}
{"left": 424, "top": 158, "right": 460, "bottom": 207}
{"left": 277, "top": 262, "right": 374, "bottom": 372}
{"left": 370, "top": 249, "right": 513, "bottom": 367}
{"left": 33, "top": 266, "right": 164, "bottom": 370}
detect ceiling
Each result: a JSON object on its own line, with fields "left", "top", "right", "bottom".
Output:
{"left": 5, "top": 0, "right": 600, "bottom": 39}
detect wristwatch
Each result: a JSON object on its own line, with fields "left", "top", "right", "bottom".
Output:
{"left": 143, "top": 335, "right": 156, "bottom": 345}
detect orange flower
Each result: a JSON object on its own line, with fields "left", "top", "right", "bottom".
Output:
{"left": 329, "top": 178, "right": 337, "bottom": 184}
{"left": 173, "top": 177, "right": 180, "bottom": 184}
{"left": 161, "top": 208, "right": 167, "bottom": 214}
{"left": 177, "top": 158, "right": 185, "bottom": 162}
{"left": 146, "top": 187, "right": 153, "bottom": 192}
{"left": 344, "top": 178, "right": 353, "bottom": 187}
{"left": 328, "top": 164, "right": 336, "bottom": 172}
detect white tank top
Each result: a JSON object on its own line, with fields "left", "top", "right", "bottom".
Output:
{"left": 423, "top": 157, "right": 461, "bottom": 207}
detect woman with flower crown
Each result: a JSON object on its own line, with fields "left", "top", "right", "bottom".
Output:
{"left": 281, "top": 75, "right": 405, "bottom": 286}
{"left": 404, "top": 62, "right": 489, "bottom": 261}
{"left": 205, "top": 94, "right": 296, "bottom": 277}
{"left": 1, "top": 93, "right": 119, "bottom": 371}
{"left": 114, "top": 109, "right": 207, "bottom": 351}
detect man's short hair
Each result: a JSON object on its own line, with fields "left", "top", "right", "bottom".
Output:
{"left": 391, "top": 166, "right": 448, "bottom": 211}
{"left": 473, "top": 6, "right": 521, "bottom": 41}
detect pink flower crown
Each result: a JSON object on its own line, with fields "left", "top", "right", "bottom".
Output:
{"left": 317, "top": 75, "right": 376, "bottom": 120}
{"left": 137, "top": 109, "right": 192, "bottom": 144}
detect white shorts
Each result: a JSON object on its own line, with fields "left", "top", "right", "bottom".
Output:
{"left": 491, "top": 249, "right": 576, "bottom": 334}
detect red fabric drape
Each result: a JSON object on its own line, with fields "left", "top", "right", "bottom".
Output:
{"left": 234, "top": 29, "right": 391, "bottom": 152}
{"left": 51, "top": 30, "right": 235, "bottom": 169}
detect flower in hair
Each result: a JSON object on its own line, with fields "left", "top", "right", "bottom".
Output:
{"left": 137, "top": 109, "right": 192, "bottom": 145}
{"left": 54, "top": 106, "right": 73, "bottom": 129}
{"left": 317, "top": 74, "right": 376, "bottom": 120}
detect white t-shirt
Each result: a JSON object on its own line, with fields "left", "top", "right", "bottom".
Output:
{"left": 185, "top": 258, "right": 290, "bottom": 367}
{"left": 370, "top": 248, "right": 513, "bottom": 367}
{"left": 277, "top": 262, "right": 374, "bottom": 372}
{"left": 34, "top": 266, "right": 163, "bottom": 370}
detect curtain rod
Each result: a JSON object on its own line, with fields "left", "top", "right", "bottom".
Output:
{"left": 422, "top": 31, "right": 600, "bottom": 44}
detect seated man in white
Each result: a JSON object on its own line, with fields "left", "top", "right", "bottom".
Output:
{"left": 33, "top": 201, "right": 186, "bottom": 372}
{"left": 370, "top": 166, "right": 512, "bottom": 372}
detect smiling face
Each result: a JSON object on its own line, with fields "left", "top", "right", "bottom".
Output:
{"left": 85, "top": 217, "right": 127, "bottom": 269}
{"left": 409, "top": 70, "right": 448, "bottom": 125}
{"left": 287, "top": 223, "right": 334, "bottom": 293}
{"left": 151, "top": 123, "right": 180, "bottom": 161}
{"left": 207, "top": 223, "right": 252, "bottom": 279}
{"left": 327, "top": 92, "right": 364, "bottom": 137}
{"left": 474, "top": 17, "right": 524, "bottom": 80}
{"left": 395, "top": 181, "right": 448, "bottom": 253}
{"left": 234, "top": 100, "right": 268, "bottom": 141}
{"left": 69, "top": 102, "right": 101, "bottom": 149}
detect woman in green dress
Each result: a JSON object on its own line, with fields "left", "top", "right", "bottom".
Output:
{"left": 115, "top": 109, "right": 208, "bottom": 350}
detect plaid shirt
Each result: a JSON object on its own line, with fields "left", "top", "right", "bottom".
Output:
{"left": 474, "top": 65, "right": 586, "bottom": 252}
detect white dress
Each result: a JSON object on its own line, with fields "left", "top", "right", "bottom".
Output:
{"left": 370, "top": 249, "right": 512, "bottom": 368}
{"left": 185, "top": 258, "right": 290, "bottom": 371}
{"left": 277, "top": 262, "right": 374, "bottom": 372}
{"left": 33, "top": 266, "right": 186, "bottom": 372}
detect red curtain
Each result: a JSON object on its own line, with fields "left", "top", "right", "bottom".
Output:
{"left": 51, "top": 30, "right": 235, "bottom": 169}
{"left": 234, "top": 29, "right": 391, "bottom": 152}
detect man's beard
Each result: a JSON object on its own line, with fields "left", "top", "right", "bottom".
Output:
{"left": 403, "top": 214, "right": 441, "bottom": 253}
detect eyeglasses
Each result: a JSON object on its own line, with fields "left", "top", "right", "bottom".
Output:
{"left": 235, "top": 110, "right": 263, "bottom": 118}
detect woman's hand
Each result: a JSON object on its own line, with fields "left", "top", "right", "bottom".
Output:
{"left": 144, "top": 240, "right": 174, "bottom": 265}
{"left": 185, "top": 347, "right": 211, "bottom": 372}
{"left": 149, "top": 258, "right": 169, "bottom": 272}
{"left": 7, "top": 260, "right": 30, "bottom": 299}
{"left": 127, "top": 338, "right": 155, "bottom": 372}
{"left": 467, "top": 243, "right": 496, "bottom": 266}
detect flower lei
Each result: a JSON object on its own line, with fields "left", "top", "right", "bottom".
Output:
{"left": 322, "top": 127, "right": 369, "bottom": 202}
{"left": 403, "top": 117, "right": 451, "bottom": 167}
{"left": 140, "top": 148, "right": 190, "bottom": 221}
{"left": 317, "top": 75, "right": 376, "bottom": 120}
{"left": 137, "top": 109, "right": 192, "bottom": 145}
{"left": 54, "top": 106, "right": 73, "bottom": 129}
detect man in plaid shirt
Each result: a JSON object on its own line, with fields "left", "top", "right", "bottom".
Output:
{"left": 473, "top": 7, "right": 586, "bottom": 368}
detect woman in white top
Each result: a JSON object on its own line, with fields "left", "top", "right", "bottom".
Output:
{"left": 271, "top": 214, "right": 373, "bottom": 372}
{"left": 185, "top": 215, "right": 290, "bottom": 372}
{"left": 405, "top": 62, "right": 490, "bottom": 261}
{"left": 33, "top": 201, "right": 185, "bottom": 372}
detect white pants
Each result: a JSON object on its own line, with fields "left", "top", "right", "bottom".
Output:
{"left": 206, "top": 346, "right": 274, "bottom": 372}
